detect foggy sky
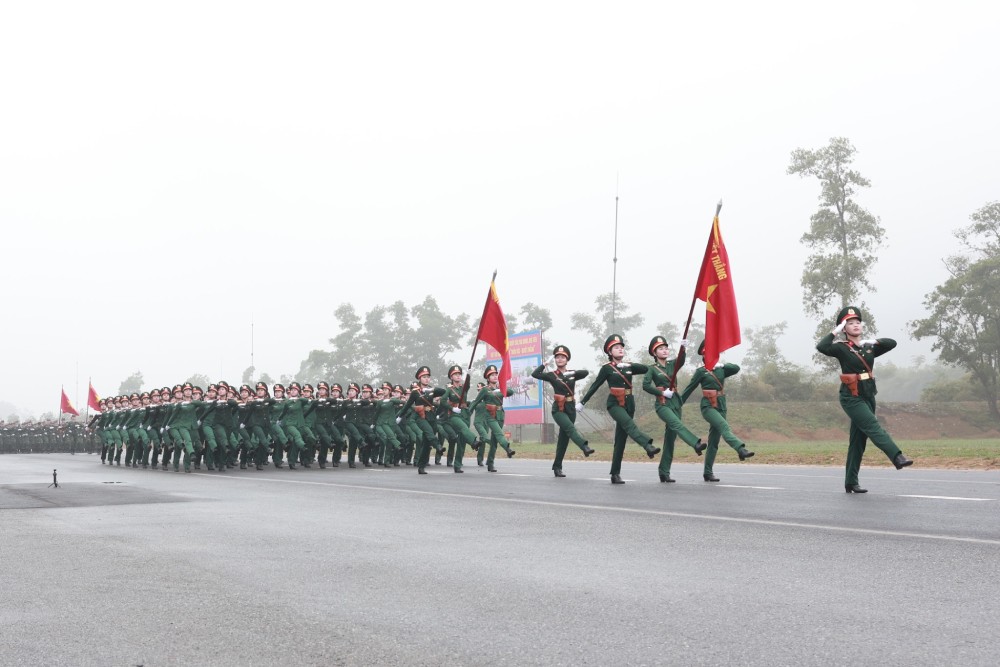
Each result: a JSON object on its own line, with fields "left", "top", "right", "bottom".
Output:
{"left": 1, "top": 1, "right": 997, "bottom": 417}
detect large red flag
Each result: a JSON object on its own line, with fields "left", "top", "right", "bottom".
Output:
{"left": 60, "top": 388, "right": 80, "bottom": 417}
{"left": 474, "top": 279, "right": 511, "bottom": 395}
{"left": 693, "top": 212, "right": 741, "bottom": 370}
{"left": 88, "top": 382, "right": 102, "bottom": 412}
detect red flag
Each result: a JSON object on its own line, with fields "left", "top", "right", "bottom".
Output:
{"left": 475, "top": 279, "right": 511, "bottom": 395}
{"left": 694, "top": 213, "right": 741, "bottom": 370}
{"left": 60, "top": 388, "right": 80, "bottom": 417}
{"left": 88, "top": 382, "right": 102, "bottom": 412}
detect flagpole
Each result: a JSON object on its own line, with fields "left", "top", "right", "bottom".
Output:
{"left": 59, "top": 385, "right": 63, "bottom": 425}
{"left": 670, "top": 200, "right": 723, "bottom": 389}
{"left": 85, "top": 377, "right": 90, "bottom": 420}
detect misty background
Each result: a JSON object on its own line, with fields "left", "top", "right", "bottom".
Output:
{"left": 1, "top": 1, "right": 997, "bottom": 418}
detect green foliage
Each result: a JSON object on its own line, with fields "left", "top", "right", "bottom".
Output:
{"left": 118, "top": 371, "right": 143, "bottom": 396}
{"left": 184, "top": 374, "right": 212, "bottom": 389}
{"left": 911, "top": 202, "right": 1000, "bottom": 419}
{"left": 920, "top": 374, "right": 982, "bottom": 403}
{"left": 570, "top": 292, "right": 644, "bottom": 365}
{"left": 296, "top": 297, "right": 471, "bottom": 385}
{"left": 788, "top": 137, "right": 886, "bottom": 363}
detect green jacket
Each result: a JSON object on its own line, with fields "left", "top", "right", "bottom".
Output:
{"left": 816, "top": 333, "right": 896, "bottom": 398}
{"left": 580, "top": 362, "right": 649, "bottom": 408}
{"left": 681, "top": 363, "right": 740, "bottom": 411}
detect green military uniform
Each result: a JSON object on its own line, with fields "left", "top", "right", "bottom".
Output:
{"left": 817, "top": 306, "right": 913, "bottom": 492}
{"left": 642, "top": 336, "right": 706, "bottom": 483}
{"left": 680, "top": 340, "right": 754, "bottom": 482}
{"left": 468, "top": 366, "right": 515, "bottom": 472}
{"left": 442, "top": 365, "right": 482, "bottom": 472}
{"left": 471, "top": 383, "right": 489, "bottom": 466}
{"left": 398, "top": 367, "right": 447, "bottom": 474}
{"left": 162, "top": 388, "right": 198, "bottom": 472}
{"left": 274, "top": 382, "right": 316, "bottom": 469}
{"left": 580, "top": 335, "right": 659, "bottom": 483}
{"left": 374, "top": 384, "right": 404, "bottom": 467}
{"left": 531, "top": 345, "right": 594, "bottom": 477}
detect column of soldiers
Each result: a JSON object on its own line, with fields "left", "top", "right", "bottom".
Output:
{"left": 84, "top": 370, "right": 501, "bottom": 474}
{"left": 0, "top": 420, "right": 95, "bottom": 455}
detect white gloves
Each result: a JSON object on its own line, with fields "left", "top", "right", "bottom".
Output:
{"left": 545, "top": 355, "right": 555, "bottom": 366}
{"left": 196, "top": 420, "right": 201, "bottom": 427}
{"left": 833, "top": 321, "right": 847, "bottom": 334}
{"left": 239, "top": 423, "right": 245, "bottom": 429}
{"left": 395, "top": 417, "right": 402, "bottom": 424}
{"left": 859, "top": 338, "right": 878, "bottom": 346}
{"left": 680, "top": 339, "right": 689, "bottom": 348}
{"left": 662, "top": 389, "right": 674, "bottom": 398}
{"left": 576, "top": 403, "right": 584, "bottom": 411}
{"left": 451, "top": 407, "right": 461, "bottom": 414}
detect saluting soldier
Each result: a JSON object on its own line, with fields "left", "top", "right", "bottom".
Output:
{"left": 581, "top": 334, "right": 660, "bottom": 484}
{"left": 468, "top": 365, "right": 515, "bottom": 472}
{"left": 680, "top": 340, "right": 754, "bottom": 482}
{"left": 817, "top": 306, "right": 913, "bottom": 493}
{"left": 642, "top": 336, "right": 707, "bottom": 483}
{"left": 531, "top": 345, "right": 595, "bottom": 477}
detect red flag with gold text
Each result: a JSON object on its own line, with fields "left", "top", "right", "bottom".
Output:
{"left": 694, "top": 214, "right": 741, "bottom": 370}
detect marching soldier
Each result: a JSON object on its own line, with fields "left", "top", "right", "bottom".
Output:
{"left": 531, "top": 345, "right": 595, "bottom": 477}
{"left": 680, "top": 340, "right": 754, "bottom": 482}
{"left": 468, "top": 365, "right": 515, "bottom": 472}
{"left": 642, "top": 336, "right": 707, "bottom": 483}
{"left": 398, "top": 366, "right": 446, "bottom": 474}
{"left": 581, "top": 334, "right": 660, "bottom": 484}
{"left": 817, "top": 306, "right": 913, "bottom": 492}
{"left": 441, "top": 365, "right": 482, "bottom": 473}
{"left": 471, "top": 382, "right": 488, "bottom": 466}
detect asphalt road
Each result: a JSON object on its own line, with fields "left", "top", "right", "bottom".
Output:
{"left": 2, "top": 453, "right": 999, "bottom": 666}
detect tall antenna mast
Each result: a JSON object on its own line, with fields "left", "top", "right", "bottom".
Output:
{"left": 250, "top": 314, "right": 255, "bottom": 383}
{"left": 611, "top": 174, "right": 619, "bottom": 328}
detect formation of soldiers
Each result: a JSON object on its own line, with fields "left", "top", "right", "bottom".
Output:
{"left": 13, "top": 306, "right": 913, "bottom": 491}
{"left": 86, "top": 364, "right": 516, "bottom": 474}
{"left": 0, "top": 420, "right": 94, "bottom": 455}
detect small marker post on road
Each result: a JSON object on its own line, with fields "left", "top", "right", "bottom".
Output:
{"left": 48, "top": 468, "right": 59, "bottom": 489}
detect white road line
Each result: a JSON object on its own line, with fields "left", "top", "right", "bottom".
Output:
{"left": 587, "top": 478, "right": 635, "bottom": 482}
{"left": 192, "top": 473, "right": 1000, "bottom": 546}
{"left": 899, "top": 495, "right": 994, "bottom": 502}
{"left": 716, "top": 484, "right": 784, "bottom": 490}
{"left": 495, "top": 473, "right": 532, "bottom": 477}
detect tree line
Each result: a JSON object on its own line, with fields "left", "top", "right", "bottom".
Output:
{"left": 111, "top": 137, "right": 998, "bottom": 420}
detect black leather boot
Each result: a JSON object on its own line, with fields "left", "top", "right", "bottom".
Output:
{"left": 738, "top": 447, "right": 755, "bottom": 461}
{"left": 893, "top": 453, "right": 913, "bottom": 469}
{"left": 611, "top": 474, "right": 625, "bottom": 484}
{"left": 845, "top": 484, "right": 868, "bottom": 493}
{"left": 553, "top": 468, "right": 566, "bottom": 478}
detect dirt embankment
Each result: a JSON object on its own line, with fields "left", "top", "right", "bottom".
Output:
{"left": 634, "top": 401, "right": 1000, "bottom": 443}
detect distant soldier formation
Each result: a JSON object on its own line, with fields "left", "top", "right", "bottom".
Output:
{"left": 0, "top": 420, "right": 94, "bottom": 455}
